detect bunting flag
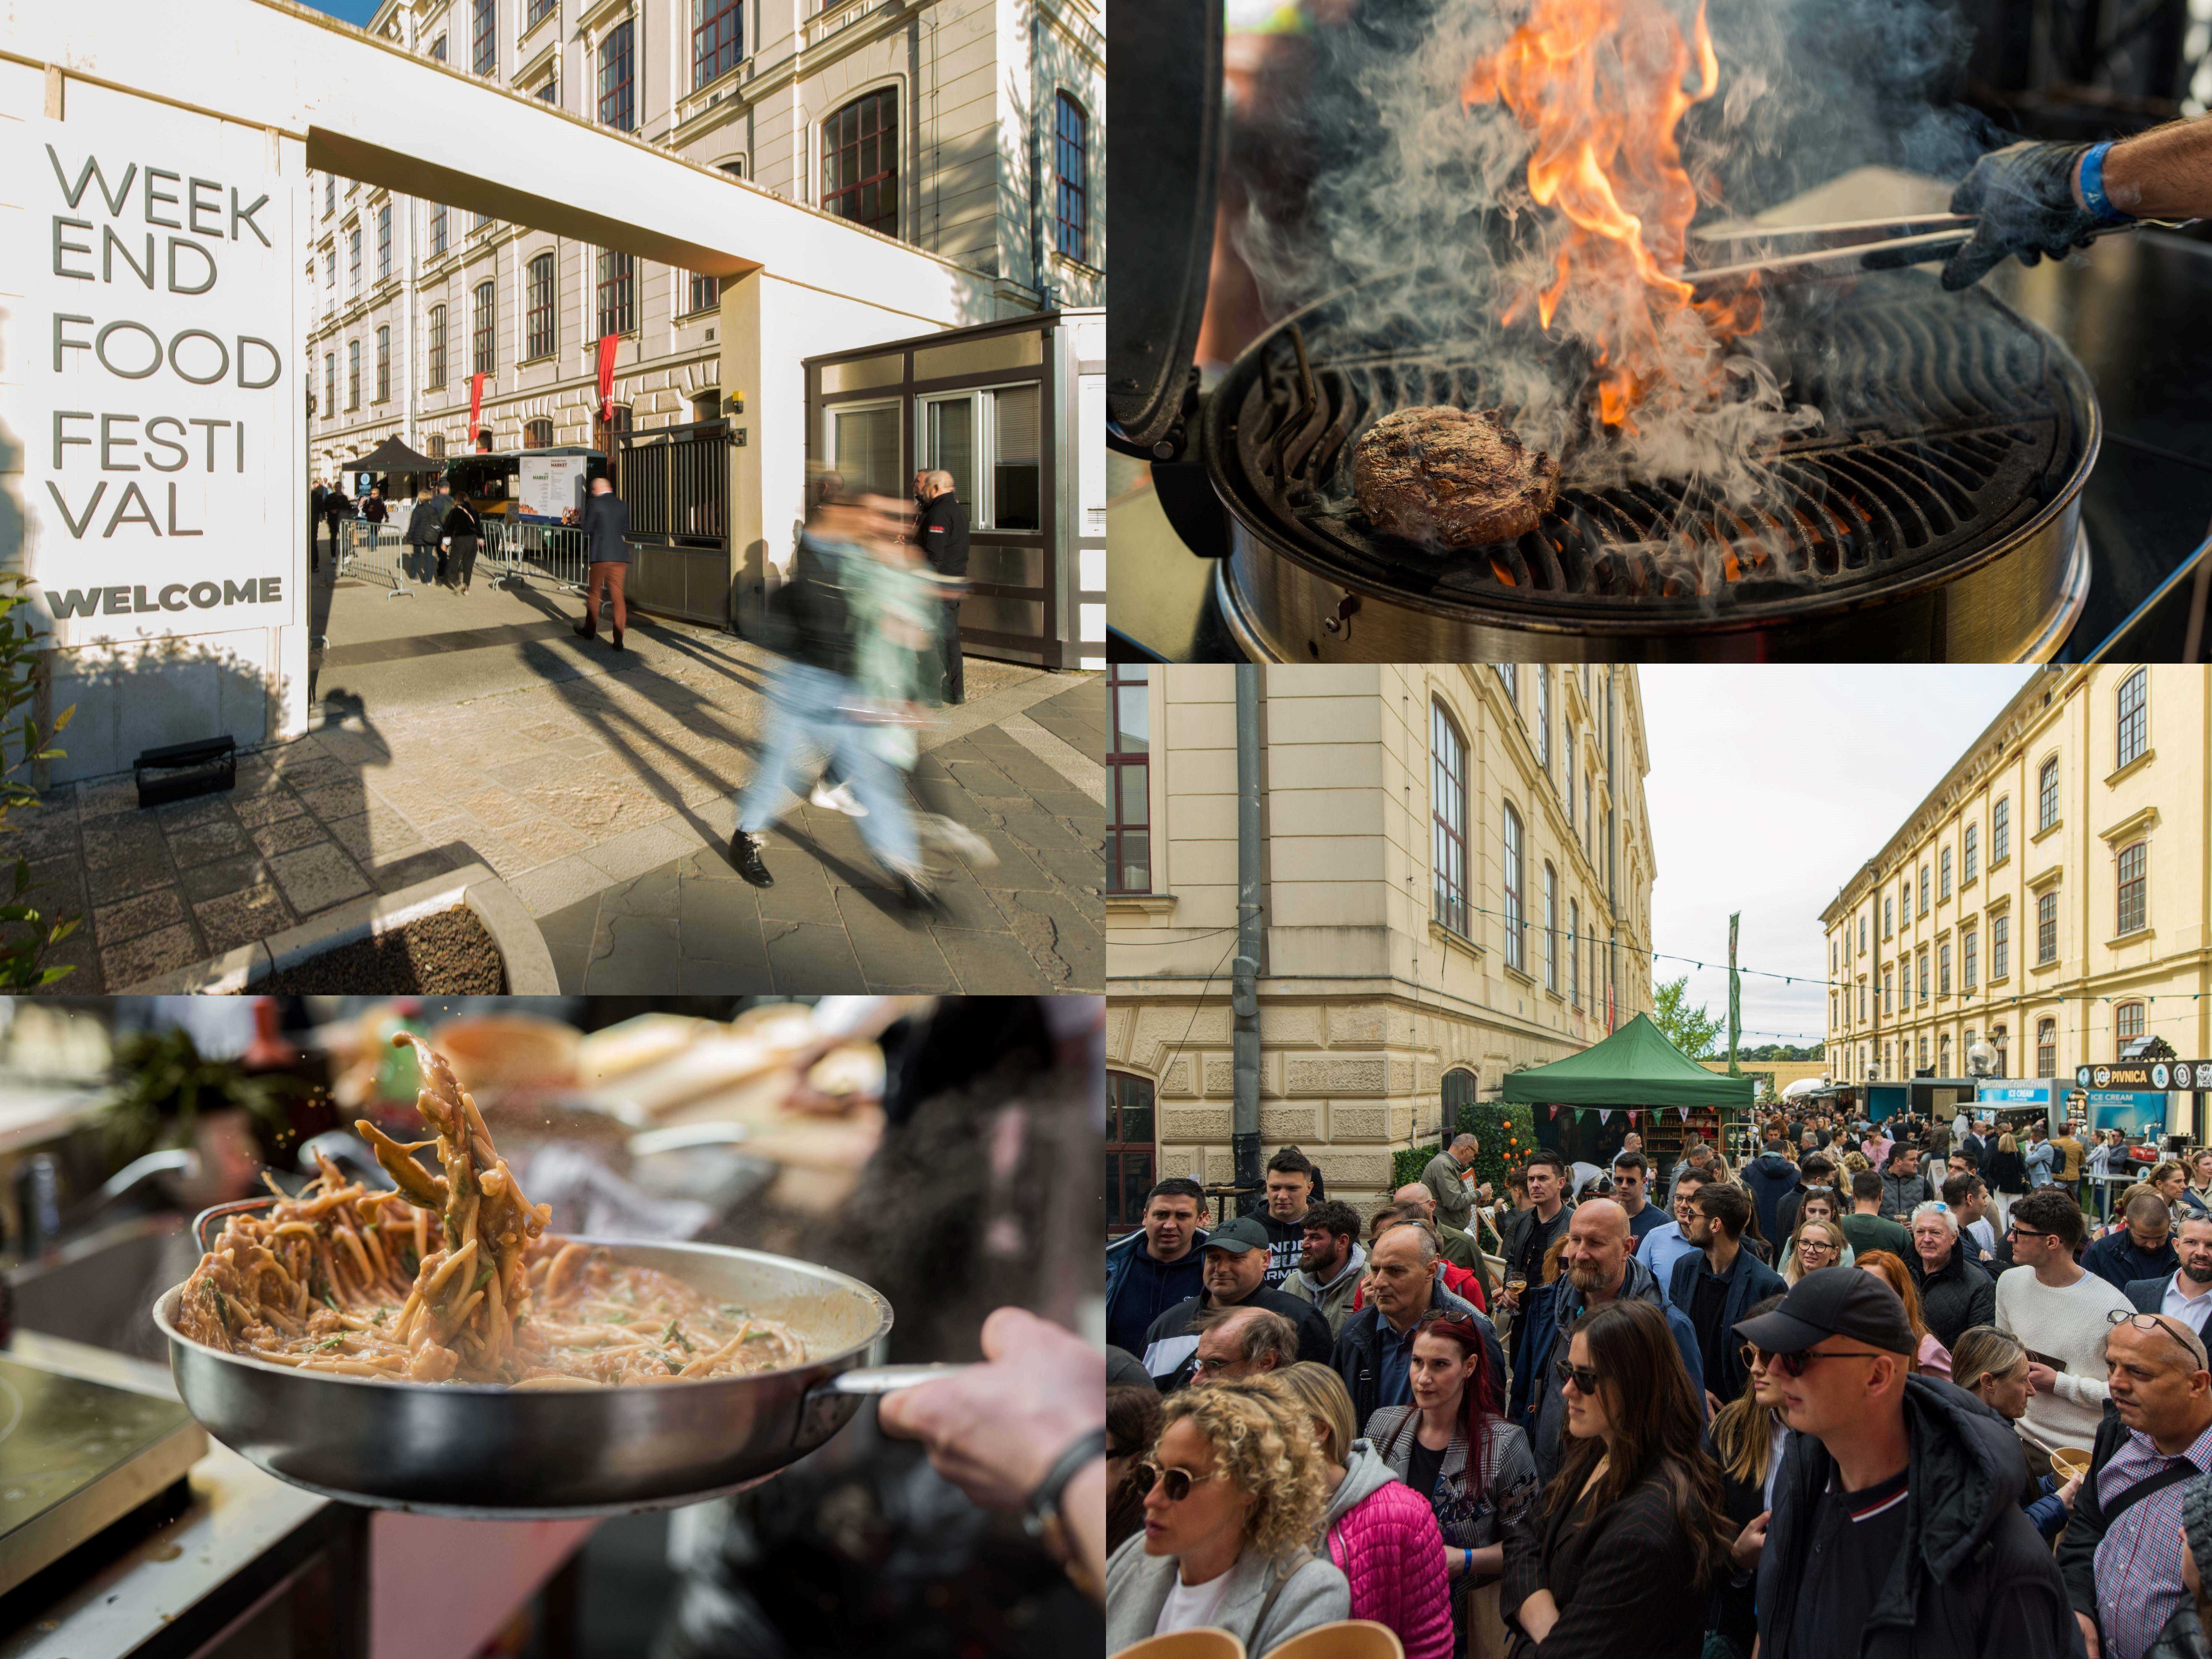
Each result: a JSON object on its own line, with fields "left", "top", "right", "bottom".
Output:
{"left": 1677, "top": 1107, "right": 1689, "bottom": 1119}
{"left": 1599, "top": 1109, "right": 1612, "bottom": 1123}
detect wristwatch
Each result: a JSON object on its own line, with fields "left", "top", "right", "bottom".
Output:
{"left": 1024, "top": 1425, "right": 1109, "bottom": 1562}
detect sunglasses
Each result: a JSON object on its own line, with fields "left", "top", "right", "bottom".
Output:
{"left": 1739, "top": 1345, "right": 1889, "bottom": 1379}
{"left": 1553, "top": 1357, "right": 1601, "bottom": 1395}
{"left": 1133, "top": 1459, "right": 1227, "bottom": 1503}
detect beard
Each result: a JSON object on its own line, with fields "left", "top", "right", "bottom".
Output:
{"left": 1566, "top": 1260, "right": 1615, "bottom": 1295}
{"left": 1299, "top": 1245, "right": 1341, "bottom": 1276}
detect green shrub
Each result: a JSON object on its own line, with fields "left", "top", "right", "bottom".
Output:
{"left": 0, "top": 574, "right": 77, "bottom": 987}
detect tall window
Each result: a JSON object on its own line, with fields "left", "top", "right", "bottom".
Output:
{"left": 1992, "top": 914, "right": 2009, "bottom": 979}
{"left": 323, "top": 351, "right": 335, "bottom": 415}
{"left": 1859, "top": 915, "right": 1867, "bottom": 954}
{"left": 1991, "top": 1024, "right": 2008, "bottom": 1074}
{"left": 431, "top": 204, "right": 448, "bottom": 255}
{"left": 688, "top": 273, "right": 720, "bottom": 315}
{"left": 1105, "top": 1072, "right": 1155, "bottom": 1233}
{"left": 2117, "top": 667, "right": 2149, "bottom": 768}
{"left": 1054, "top": 92, "right": 1088, "bottom": 262}
{"left": 1431, "top": 703, "right": 1468, "bottom": 937}
{"left": 471, "top": 0, "right": 495, "bottom": 75}
{"left": 472, "top": 279, "right": 494, "bottom": 374}
{"left": 1917, "top": 950, "right": 1929, "bottom": 1002}
{"left": 375, "top": 204, "right": 391, "bottom": 280}
{"left": 1583, "top": 776, "right": 1592, "bottom": 850}
{"left": 1536, "top": 669, "right": 1552, "bottom": 775}
{"left": 2036, "top": 889, "right": 2058, "bottom": 965}
{"left": 1939, "top": 1034, "right": 1952, "bottom": 1074}
{"left": 2037, "top": 1019, "right": 2057, "bottom": 1077}
{"left": 2037, "top": 757, "right": 2059, "bottom": 832}
{"left": 1938, "top": 940, "right": 1950, "bottom": 997}
{"left": 347, "top": 338, "right": 360, "bottom": 409}
{"left": 1502, "top": 805, "right": 1526, "bottom": 974}
{"left": 597, "top": 250, "right": 636, "bottom": 335}
{"left": 325, "top": 174, "right": 335, "bottom": 216}
{"left": 1939, "top": 847, "right": 1952, "bottom": 901}
{"left": 1919, "top": 864, "right": 1930, "bottom": 916}
{"left": 524, "top": 417, "right": 554, "bottom": 449}
{"left": 2116, "top": 842, "right": 2147, "bottom": 935}
{"left": 1859, "top": 980, "right": 1867, "bottom": 1020}
{"left": 348, "top": 227, "right": 361, "bottom": 290}
{"left": 1443, "top": 1070, "right": 1478, "bottom": 1137}
{"left": 375, "top": 325, "right": 389, "bottom": 401}
{"left": 1565, "top": 763, "right": 1575, "bottom": 832}
{"left": 526, "top": 0, "right": 555, "bottom": 27}
{"left": 427, "top": 305, "right": 447, "bottom": 389}
{"left": 1106, "top": 665, "right": 1150, "bottom": 893}
{"left": 692, "top": 0, "right": 742, "bottom": 87}
{"left": 1496, "top": 664, "right": 1517, "bottom": 703}
{"left": 1994, "top": 797, "right": 2011, "bottom": 863}
{"left": 1542, "top": 864, "right": 1558, "bottom": 992}
{"left": 1883, "top": 968, "right": 1893, "bottom": 1015}
{"left": 526, "top": 253, "right": 557, "bottom": 358}
{"left": 1964, "top": 823, "right": 1978, "bottom": 883}
{"left": 821, "top": 88, "right": 896, "bottom": 236}
{"left": 1962, "top": 928, "right": 1977, "bottom": 991}
{"left": 1918, "top": 1035, "right": 1929, "bottom": 1070}
{"left": 2117, "top": 1003, "right": 2146, "bottom": 1044}
{"left": 1884, "top": 894, "right": 1893, "bottom": 937}
{"left": 325, "top": 246, "right": 336, "bottom": 291}
{"left": 597, "top": 20, "right": 635, "bottom": 131}
{"left": 1569, "top": 901, "right": 1581, "bottom": 1008}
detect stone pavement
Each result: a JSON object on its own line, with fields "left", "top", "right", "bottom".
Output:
{"left": 19, "top": 553, "right": 1104, "bottom": 993}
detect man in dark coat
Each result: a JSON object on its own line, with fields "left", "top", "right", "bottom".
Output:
{"left": 574, "top": 476, "right": 634, "bottom": 650}
{"left": 1668, "top": 1180, "right": 1787, "bottom": 1411}
{"left": 323, "top": 481, "right": 352, "bottom": 566}
{"left": 438, "top": 487, "right": 483, "bottom": 593}
{"left": 914, "top": 470, "right": 969, "bottom": 704}
{"left": 1905, "top": 1205, "right": 1998, "bottom": 1350}
{"left": 401, "top": 486, "right": 446, "bottom": 584}
{"left": 2085, "top": 1192, "right": 2182, "bottom": 1293}
{"left": 1329, "top": 1219, "right": 1502, "bottom": 1425}
{"left": 1138, "top": 1215, "right": 1331, "bottom": 1392}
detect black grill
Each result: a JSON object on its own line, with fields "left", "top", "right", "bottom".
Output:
{"left": 1215, "top": 270, "right": 2094, "bottom": 615}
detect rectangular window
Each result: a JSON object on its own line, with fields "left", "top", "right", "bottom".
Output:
{"left": 472, "top": 280, "right": 495, "bottom": 374}
{"left": 917, "top": 384, "right": 1042, "bottom": 532}
{"left": 348, "top": 228, "right": 361, "bottom": 290}
{"left": 1860, "top": 915, "right": 1867, "bottom": 954}
{"left": 1918, "top": 950, "right": 1929, "bottom": 1001}
{"left": 2117, "top": 842, "right": 2147, "bottom": 935}
{"left": 1964, "top": 823, "right": 1978, "bottom": 883}
{"left": 347, "top": 339, "right": 360, "bottom": 409}
{"left": 376, "top": 204, "right": 391, "bottom": 280}
{"left": 1859, "top": 980, "right": 1867, "bottom": 1021}
{"left": 1105, "top": 1072, "right": 1156, "bottom": 1233}
{"left": 427, "top": 306, "right": 446, "bottom": 389}
{"left": 1884, "top": 895, "right": 1893, "bottom": 937}
{"left": 1106, "top": 666, "right": 1150, "bottom": 893}
{"left": 1919, "top": 864, "right": 1929, "bottom": 916}
{"left": 688, "top": 272, "right": 720, "bottom": 315}
{"left": 526, "top": 253, "right": 556, "bottom": 358}
{"left": 821, "top": 88, "right": 897, "bottom": 236}
{"left": 1938, "top": 941, "right": 1950, "bottom": 997}
{"left": 323, "top": 351, "right": 335, "bottom": 415}
{"left": 1496, "top": 664, "right": 1517, "bottom": 703}
{"left": 692, "top": 0, "right": 742, "bottom": 88}
{"left": 1992, "top": 914, "right": 2009, "bottom": 979}
{"left": 1432, "top": 704, "right": 1468, "bottom": 937}
{"left": 375, "top": 325, "right": 389, "bottom": 401}
{"left": 1939, "top": 846, "right": 1951, "bottom": 900}
{"left": 1054, "top": 92, "right": 1087, "bottom": 263}
{"left": 325, "top": 246, "right": 336, "bottom": 291}
{"left": 2117, "top": 667, "right": 2148, "bottom": 768}
{"left": 1918, "top": 1036, "right": 1929, "bottom": 1070}
{"left": 597, "top": 20, "right": 635, "bottom": 131}
{"left": 526, "top": 0, "right": 555, "bottom": 27}
{"left": 2038, "top": 759, "right": 2059, "bottom": 832}
{"left": 2036, "top": 890, "right": 2058, "bottom": 965}
{"left": 1569, "top": 901, "right": 1581, "bottom": 1009}
{"left": 525, "top": 418, "right": 554, "bottom": 449}
{"left": 325, "top": 175, "right": 335, "bottom": 216}
{"left": 430, "top": 34, "right": 446, "bottom": 60}
{"left": 2118, "top": 1003, "right": 2145, "bottom": 1043}
{"left": 1883, "top": 969, "right": 1893, "bottom": 1015}
{"left": 1537, "top": 669, "right": 1552, "bottom": 775}
{"left": 1994, "top": 797, "right": 2010, "bottom": 863}
{"left": 471, "top": 0, "right": 495, "bottom": 75}
{"left": 2038, "top": 1022, "right": 2057, "bottom": 1078}
{"left": 431, "top": 204, "right": 448, "bottom": 255}
{"left": 596, "top": 249, "right": 635, "bottom": 335}
{"left": 1543, "top": 866, "right": 1558, "bottom": 992}
{"left": 1963, "top": 929, "right": 1977, "bottom": 991}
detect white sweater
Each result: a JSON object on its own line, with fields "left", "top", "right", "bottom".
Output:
{"left": 1994, "top": 1263, "right": 2130, "bottom": 1451}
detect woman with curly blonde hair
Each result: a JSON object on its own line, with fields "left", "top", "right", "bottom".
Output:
{"left": 1103, "top": 1377, "right": 1350, "bottom": 1652}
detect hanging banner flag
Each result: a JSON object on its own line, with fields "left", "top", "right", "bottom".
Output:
{"left": 1727, "top": 912, "right": 1743, "bottom": 1078}
{"left": 467, "top": 372, "right": 486, "bottom": 445}
{"left": 596, "top": 333, "right": 619, "bottom": 422}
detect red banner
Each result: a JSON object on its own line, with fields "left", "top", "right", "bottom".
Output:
{"left": 596, "top": 334, "right": 619, "bottom": 425}
{"left": 468, "top": 372, "right": 486, "bottom": 446}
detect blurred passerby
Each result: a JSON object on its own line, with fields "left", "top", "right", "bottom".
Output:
{"left": 914, "top": 469, "right": 968, "bottom": 703}
{"left": 438, "top": 488, "right": 482, "bottom": 593}
{"left": 323, "top": 481, "right": 352, "bottom": 566}
{"left": 362, "top": 486, "right": 388, "bottom": 552}
{"left": 401, "top": 484, "right": 444, "bottom": 584}
{"left": 574, "top": 474, "right": 632, "bottom": 650}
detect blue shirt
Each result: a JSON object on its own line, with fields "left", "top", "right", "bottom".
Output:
{"left": 1639, "top": 1220, "right": 1699, "bottom": 1290}
{"left": 1376, "top": 1314, "right": 1425, "bottom": 1411}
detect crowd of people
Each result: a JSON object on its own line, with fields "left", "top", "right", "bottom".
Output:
{"left": 1103, "top": 1107, "right": 2212, "bottom": 1659}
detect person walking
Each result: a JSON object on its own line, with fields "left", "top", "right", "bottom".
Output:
{"left": 401, "top": 483, "right": 445, "bottom": 585}
{"left": 1906, "top": 1202, "right": 1998, "bottom": 1349}
{"left": 1500, "top": 1298, "right": 1726, "bottom": 1659}
{"left": 1996, "top": 1188, "right": 2133, "bottom": 1452}
{"left": 437, "top": 487, "right": 483, "bottom": 593}
{"left": 2125, "top": 1213, "right": 2212, "bottom": 1338}
{"left": 2058, "top": 1312, "right": 2212, "bottom": 1659}
{"left": 1422, "top": 1134, "right": 1480, "bottom": 1234}
{"left": 1366, "top": 1311, "right": 1540, "bottom": 1659}
{"left": 362, "top": 485, "right": 388, "bottom": 554}
{"left": 323, "top": 479, "right": 352, "bottom": 568}
{"left": 573, "top": 475, "right": 633, "bottom": 650}
{"left": 1667, "top": 1181, "right": 1787, "bottom": 1416}
{"left": 912, "top": 469, "right": 969, "bottom": 703}
{"left": 1103, "top": 1377, "right": 1350, "bottom": 1651}
{"left": 1739, "top": 1268, "right": 2080, "bottom": 1659}
{"left": 1332, "top": 1221, "right": 1503, "bottom": 1426}
{"left": 1107, "top": 1177, "right": 1210, "bottom": 1357}
{"left": 1274, "top": 1363, "right": 1455, "bottom": 1659}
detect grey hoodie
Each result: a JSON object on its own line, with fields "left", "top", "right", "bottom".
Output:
{"left": 1323, "top": 1437, "right": 1399, "bottom": 1530}
{"left": 1284, "top": 1241, "right": 1367, "bottom": 1339}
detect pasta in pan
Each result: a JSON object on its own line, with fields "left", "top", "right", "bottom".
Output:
{"left": 176, "top": 1032, "right": 805, "bottom": 1386}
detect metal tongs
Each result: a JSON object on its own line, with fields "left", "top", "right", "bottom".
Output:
{"left": 1683, "top": 211, "right": 2159, "bottom": 290}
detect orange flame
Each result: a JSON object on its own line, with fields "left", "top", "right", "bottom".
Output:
{"left": 1464, "top": 0, "right": 1758, "bottom": 430}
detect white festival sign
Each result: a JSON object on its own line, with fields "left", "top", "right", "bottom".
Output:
{"left": 1, "top": 111, "right": 299, "bottom": 638}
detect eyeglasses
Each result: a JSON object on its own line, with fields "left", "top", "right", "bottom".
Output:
{"left": 2105, "top": 1308, "right": 2212, "bottom": 1369}
{"left": 2006, "top": 1223, "right": 2054, "bottom": 1240}
{"left": 1553, "top": 1357, "right": 1601, "bottom": 1395}
{"left": 1797, "top": 1239, "right": 1839, "bottom": 1256}
{"left": 1740, "top": 1345, "right": 1890, "bottom": 1379}
{"left": 1133, "top": 1459, "right": 1228, "bottom": 1503}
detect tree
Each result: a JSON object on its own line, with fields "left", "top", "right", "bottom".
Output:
{"left": 1650, "top": 975, "right": 1723, "bottom": 1061}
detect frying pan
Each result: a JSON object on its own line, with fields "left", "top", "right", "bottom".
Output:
{"left": 153, "top": 1199, "right": 963, "bottom": 1518}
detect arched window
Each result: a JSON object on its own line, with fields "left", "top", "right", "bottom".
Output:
{"left": 1431, "top": 702, "right": 1468, "bottom": 936}
{"left": 2117, "top": 667, "right": 2148, "bottom": 767}
{"left": 2116, "top": 1003, "right": 2146, "bottom": 1044}
{"left": 1939, "top": 1034, "right": 1952, "bottom": 1073}
{"left": 374, "top": 325, "right": 389, "bottom": 401}
{"left": 1107, "top": 1071, "right": 1156, "bottom": 1233}
{"left": 427, "top": 304, "right": 446, "bottom": 389}
{"left": 2116, "top": 841, "right": 2147, "bottom": 936}
{"left": 1053, "top": 91, "right": 1087, "bottom": 262}
{"left": 2036, "top": 1019, "right": 2057, "bottom": 1077}
{"left": 526, "top": 252, "right": 556, "bottom": 359}
{"left": 1442, "top": 1068, "right": 1478, "bottom": 1139}
{"left": 1990, "top": 1024, "right": 2008, "bottom": 1074}
{"left": 821, "top": 88, "right": 896, "bottom": 237}
{"left": 1502, "top": 803, "right": 1526, "bottom": 973}
{"left": 597, "top": 20, "right": 635, "bottom": 131}
{"left": 1542, "top": 863, "right": 1558, "bottom": 992}
{"left": 472, "top": 279, "right": 494, "bottom": 374}
{"left": 596, "top": 249, "right": 635, "bottom": 336}
{"left": 426, "top": 432, "right": 447, "bottom": 460}
{"left": 2037, "top": 756, "right": 2060, "bottom": 832}
{"left": 524, "top": 418, "right": 553, "bottom": 449}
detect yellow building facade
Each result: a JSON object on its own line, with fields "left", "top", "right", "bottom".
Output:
{"left": 1104, "top": 664, "right": 1655, "bottom": 1224}
{"left": 1821, "top": 666, "right": 2212, "bottom": 1087}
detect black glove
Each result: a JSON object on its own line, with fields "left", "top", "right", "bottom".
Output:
{"left": 1940, "top": 140, "right": 2109, "bottom": 291}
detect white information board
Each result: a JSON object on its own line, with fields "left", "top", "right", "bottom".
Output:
{"left": 0, "top": 110, "right": 300, "bottom": 639}
{"left": 517, "top": 453, "right": 586, "bottom": 522}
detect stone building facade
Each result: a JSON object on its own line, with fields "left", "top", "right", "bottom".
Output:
{"left": 1821, "top": 665, "right": 2211, "bottom": 1087}
{"left": 1105, "top": 665, "right": 1656, "bottom": 1225}
{"left": 305, "top": 0, "right": 1104, "bottom": 476}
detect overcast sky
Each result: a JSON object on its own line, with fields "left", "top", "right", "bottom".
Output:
{"left": 1636, "top": 666, "right": 2039, "bottom": 1059}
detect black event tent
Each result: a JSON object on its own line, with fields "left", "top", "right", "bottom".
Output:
{"left": 343, "top": 436, "right": 444, "bottom": 473}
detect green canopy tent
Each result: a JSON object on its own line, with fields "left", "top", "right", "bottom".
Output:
{"left": 1501, "top": 1013, "right": 1756, "bottom": 1110}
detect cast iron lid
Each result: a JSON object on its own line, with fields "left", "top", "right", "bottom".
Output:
{"left": 1105, "top": 0, "right": 1221, "bottom": 455}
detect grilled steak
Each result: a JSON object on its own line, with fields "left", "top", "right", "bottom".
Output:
{"left": 1350, "top": 406, "right": 1561, "bottom": 547}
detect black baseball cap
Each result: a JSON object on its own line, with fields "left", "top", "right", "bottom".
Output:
{"left": 1204, "top": 1217, "right": 1271, "bottom": 1254}
{"left": 1734, "top": 1265, "right": 1918, "bottom": 1357}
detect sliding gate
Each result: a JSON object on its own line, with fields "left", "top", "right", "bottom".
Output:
{"left": 613, "top": 419, "right": 732, "bottom": 627}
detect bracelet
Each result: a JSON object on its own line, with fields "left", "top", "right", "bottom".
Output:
{"left": 2080, "top": 142, "right": 2135, "bottom": 223}
{"left": 1463, "top": 1547, "right": 1474, "bottom": 1575}
{"left": 1023, "top": 1425, "right": 1109, "bottom": 1551}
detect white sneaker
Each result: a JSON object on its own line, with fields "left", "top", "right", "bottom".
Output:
{"left": 817, "top": 783, "right": 868, "bottom": 818}
{"left": 922, "top": 815, "right": 999, "bottom": 868}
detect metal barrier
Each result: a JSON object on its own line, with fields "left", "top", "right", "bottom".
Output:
{"left": 337, "top": 517, "right": 414, "bottom": 598}
{"left": 484, "top": 519, "right": 591, "bottom": 594}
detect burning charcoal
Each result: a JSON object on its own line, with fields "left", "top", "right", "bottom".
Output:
{"left": 1350, "top": 406, "right": 1562, "bottom": 547}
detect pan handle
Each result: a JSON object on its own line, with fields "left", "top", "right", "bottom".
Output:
{"left": 818, "top": 1363, "right": 973, "bottom": 1395}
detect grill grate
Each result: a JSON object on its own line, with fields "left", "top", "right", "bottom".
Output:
{"left": 1224, "top": 273, "right": 2087, "bottom": 609}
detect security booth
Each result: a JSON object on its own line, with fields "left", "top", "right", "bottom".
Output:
{"left": 803, "top": 308, "right": 1107, "bottom": 669}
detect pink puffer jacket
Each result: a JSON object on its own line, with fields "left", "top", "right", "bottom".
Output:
{"left": 1325, "top": 1464, "right": 1454, "bottom": 1659}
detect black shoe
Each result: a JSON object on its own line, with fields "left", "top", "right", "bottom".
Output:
{"left": 727, "top": 832, "right": 774, "bottom": 888}
{"left": 612, "top": 631, "right": 625, "bottom": 652}
{"left": 573, "top": 622, "right": 596, "bottom": 640}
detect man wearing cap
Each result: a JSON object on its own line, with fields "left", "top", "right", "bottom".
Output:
{"left": 2058, "top": 1311, "right": 2212, "bottom": 1659}
{"left": 1743, "top": 1266, "right": 2080, "bottom": 1659}
{"left": 1137, "top": 1214, "right": 1333, "bottom": 1391}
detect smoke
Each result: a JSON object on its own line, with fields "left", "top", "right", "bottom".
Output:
{"left": 1227, "top": 0, "right": 2015, "bottom": 594}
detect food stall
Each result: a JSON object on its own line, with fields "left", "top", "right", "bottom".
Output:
{"left": 1501, "top": 1013, "right": 1757, "bottom": 1188}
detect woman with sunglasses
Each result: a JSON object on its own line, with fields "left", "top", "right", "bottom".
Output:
{"left": 1707, "top": 1295, "right": 1788, "bottom": 1658}
{"left": 1854, "top": 1249, "right": 1953, "bottom": 1378}
{"left": 1272, "top": 1362, "right": 1455, "bottom": 1659}
{"left": 1102, "top": 1377, "right": 1350, "bottom": 1652}
{"left": 1366, "top": 1311, "right": 1540, "bottom": 1657}
{"left": 1501, "top": 1298, "right": 1727, "bottom": 1658}
{"left": 1782, "top": 1214, "right": 1854, "bottom": 1284}
{"left": 1949, "top": 1325, "right": 2081, "bottom": 1542}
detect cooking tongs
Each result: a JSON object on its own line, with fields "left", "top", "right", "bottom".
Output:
{"left": 1683, "top": 211, "right": 2161, "bottom": 290}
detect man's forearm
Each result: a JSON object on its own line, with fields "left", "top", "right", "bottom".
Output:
{"left": 2077, "top": 115, "right": 2212, "bottom": 219}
